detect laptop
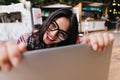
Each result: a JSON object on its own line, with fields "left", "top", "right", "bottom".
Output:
{"left": 0, "top": 44, "right": 112, "bottom": 80}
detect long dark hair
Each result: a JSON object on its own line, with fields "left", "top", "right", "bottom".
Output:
{"left": 27, "top": 8, "right": 78, "bottom": 50}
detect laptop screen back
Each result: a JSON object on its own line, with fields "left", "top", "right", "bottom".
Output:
{"left": 0, "top": 44, "right": 112, "bottom": 80}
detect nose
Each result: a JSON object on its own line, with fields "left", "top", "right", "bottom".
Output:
{"left": 50, "top": 30, "right": 58, "bottom": 40}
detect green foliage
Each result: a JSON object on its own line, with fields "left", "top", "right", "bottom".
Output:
{"left": 0, "top": 0, "right": 82, "bottom": 7}
{"left": 27, "top": 0, "right": 82, "bottom": 7}
{"left": 0, "top": 0, "right": 19, "bottom": 5}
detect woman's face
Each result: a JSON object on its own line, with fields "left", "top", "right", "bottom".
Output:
{"left": 43, "top": 17, "right": 70, "bottom": 45}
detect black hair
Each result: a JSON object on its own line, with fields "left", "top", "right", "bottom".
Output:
{"left": 27, "top": 8, "right": 78, "bottom": 50}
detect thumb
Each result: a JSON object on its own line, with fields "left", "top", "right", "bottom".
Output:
{"left": 18, "top": 42, "right": 27, "bottom": 53}
{"left": 82, "top": 35, "right": 90, "bottom": 44}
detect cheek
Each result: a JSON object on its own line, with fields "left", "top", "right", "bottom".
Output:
{"left": 43, "top": 31, "right": 62, "bottom": 44}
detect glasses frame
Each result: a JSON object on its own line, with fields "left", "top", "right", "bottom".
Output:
{"left": 48, "top": 20, "right": 68, "bottom": 41}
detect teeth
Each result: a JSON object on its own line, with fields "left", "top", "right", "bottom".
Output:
{"left": 48, "top": 35, "right": 54, "bottom": 40}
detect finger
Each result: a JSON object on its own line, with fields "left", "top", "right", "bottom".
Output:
{"left": 103, "top": 33, "right": 109, "bottom": 51}
{"left": 0, "top": 44, "right": 12, "bottom": 71}
{"left": 95, "top": 33, "right": 104, "bottom": 52}
{"left": 6, "top": 41, "right": 22, "bottom": 67}
{"left": 89, "top": 34, "right": 98, "bottom": 51}
{"left": 82, "top": 35, "right": 90, "bottom": 43}
{"left": 17, "top": 42, "right": 27, "bottom": 53}
{"left": 109, "top": 33, "right": 115, "bottom": 45}
{"left": 0, "top": 41, "right": 4, "bottom": 45}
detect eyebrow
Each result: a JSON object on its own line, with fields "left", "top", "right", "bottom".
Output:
{"left": 49, "top": 20, "right": 68, "bottom": 40}
{"left": 53, "top": 20, "right": 67, "bottom": 32}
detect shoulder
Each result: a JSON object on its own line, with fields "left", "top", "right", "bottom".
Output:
{"left": 17, "top": 33, "right": 30, "bottom": 45}
{"left": 17, "top": 29, "right": 39, "bottom": 44}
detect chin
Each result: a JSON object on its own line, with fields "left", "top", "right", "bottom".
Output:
{"left": 44, "top": 38, "right": 53, "bottom": 45}
{"left": 43, "top": 33, "right": 53, "bottom": 45}
{"left": 45, "top": 41, "right": 51, "bottom": 45}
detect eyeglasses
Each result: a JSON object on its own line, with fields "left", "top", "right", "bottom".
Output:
{"left": 48, "top": 20, "right": 68, "bottom": 41}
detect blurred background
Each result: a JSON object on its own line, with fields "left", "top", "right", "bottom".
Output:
{"left": 0, "top": 0, "right": 120, "bottom": 80}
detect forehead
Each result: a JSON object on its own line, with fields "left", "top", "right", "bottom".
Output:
{"left": 55, "top": 17, "right": 70, "bottom": 31}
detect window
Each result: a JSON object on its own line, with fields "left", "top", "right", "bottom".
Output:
{"left": 0, "top": 12, "right": 22, "bottom": 23}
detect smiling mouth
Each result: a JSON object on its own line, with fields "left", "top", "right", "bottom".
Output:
{"left": 47, "top": 33, "right": 55, "bottom": 41}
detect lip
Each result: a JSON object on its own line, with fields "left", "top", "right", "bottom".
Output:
{"left": 46, "top": 32, "right": 54, "bottom": 41}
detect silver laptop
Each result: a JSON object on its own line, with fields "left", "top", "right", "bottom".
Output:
{"left": 0, "top": 44, "right": 112, "bottom": 80}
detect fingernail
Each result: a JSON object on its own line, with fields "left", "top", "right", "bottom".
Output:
{"left": 93, "top": 44, "right": 98, "bottom": 51}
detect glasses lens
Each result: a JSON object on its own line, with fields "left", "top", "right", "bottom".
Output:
{"left": 49, "top": 21, "right": 58, "bottom": 31}
{"left": 57, "top": 30, "right": 67, "bottom": 41}
{"left": 48, "top": 20, "right": 68, "bottom": 41}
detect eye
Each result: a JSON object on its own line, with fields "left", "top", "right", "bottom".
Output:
{"left": 49, "top": 22, "right": 57, "bottom": 30}
{"left": 58, "top": 31, "right": 67, "bottom": 40}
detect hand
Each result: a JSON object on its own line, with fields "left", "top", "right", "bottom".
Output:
{"left": 82, "top": 33, "right": 114, "bottom": 53}
{"left": 0, "top": 41, "right": 26, "bottom": 71}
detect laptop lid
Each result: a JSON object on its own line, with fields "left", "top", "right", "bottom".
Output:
{"left": 0, "top": 44, "right": 112, "bottom": 80}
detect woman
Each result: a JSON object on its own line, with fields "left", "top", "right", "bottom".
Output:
{"left": 25, "top": 8, "right": 79, "bottom": 50}
{"left": 0, "top": 9, "right": 114, "bottom": 71}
